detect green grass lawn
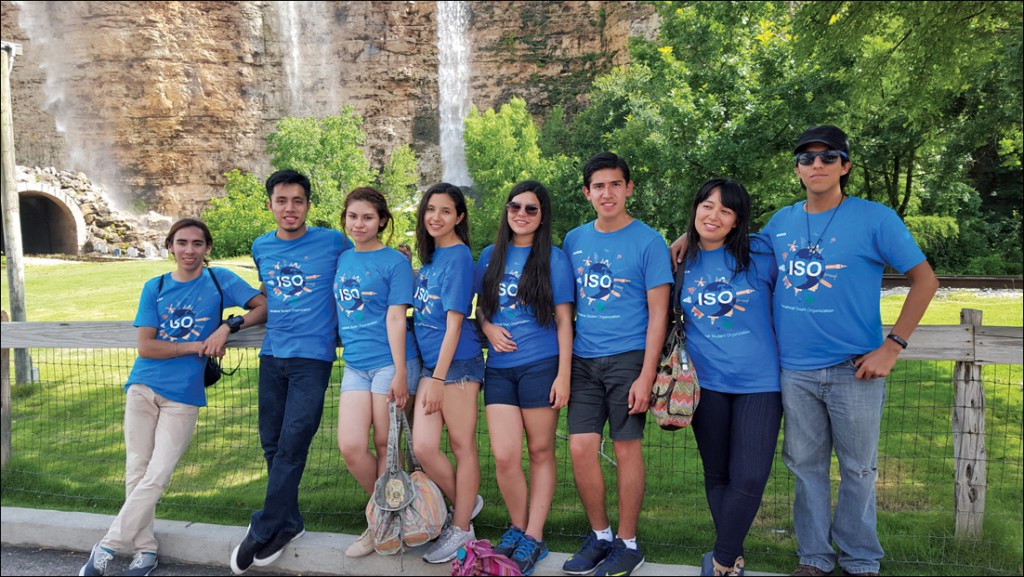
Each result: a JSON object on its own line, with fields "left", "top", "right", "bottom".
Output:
{"left": 2, "top": 259, "right": 1022, "bottom": 574}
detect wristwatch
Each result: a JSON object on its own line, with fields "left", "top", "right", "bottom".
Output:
{"left": 886, "top": 333, "right": 908, "bottom": 349}
{"left": 226, "top": 315, "right": 244, "bottom": 334}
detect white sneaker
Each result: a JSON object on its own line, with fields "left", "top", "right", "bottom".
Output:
{"left": 346, "top": 527, "right": 376, "bottom": 558}
{"left": 422, "top": 523, "right": 475, "bottom": 564}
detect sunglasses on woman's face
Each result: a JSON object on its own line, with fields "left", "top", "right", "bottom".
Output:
{"left": 795, "top": 150, "right": 848, "bottom": 166}
{"left": 506, "top": 201, "right": 540, "bottom": 216}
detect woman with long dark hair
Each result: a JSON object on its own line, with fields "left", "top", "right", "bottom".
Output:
{"left": 679, "top": 179, "right": 781, "bottom": 577}
{"left": 411, "top": 183, "right": 485, "bottom": 564}
{"left": 475, "top": 180, "right": 574, "bottom": 575}
{"left": 333, "top": 187, "right": 422, "bottom": 558}
{"left": 80, "top": 219, "right": 266, "bottom": 577}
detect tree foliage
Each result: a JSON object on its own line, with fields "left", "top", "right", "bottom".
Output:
{"left": 543, "top": 0, "right": 1021, "bottom": 272}
{"left": 203, "top": 107, "right": 418, "bottom": 257}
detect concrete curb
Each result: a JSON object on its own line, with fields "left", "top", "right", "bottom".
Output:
{"left": 2, "top": 506, "right": 746, "bottom": 576}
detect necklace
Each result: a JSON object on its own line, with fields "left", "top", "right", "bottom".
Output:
{"left": 805, "top": 194, "right": 846, "bottom": 254}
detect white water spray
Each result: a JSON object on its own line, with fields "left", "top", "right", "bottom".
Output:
{"left": 14, "top": 1, "right": 125, "bottom": 210}
{"left": 277, "top": 1, "right": 339, "bottom": 117}
{"left": 437, "top": 1, "right": 473, "bottom": 187}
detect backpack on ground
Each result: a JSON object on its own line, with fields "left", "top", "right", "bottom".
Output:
{"left": 365, "top": 401, "right": 446, "bottom": 554}
{"left": 450, "top": 539, "right": 523, "bottom": 576}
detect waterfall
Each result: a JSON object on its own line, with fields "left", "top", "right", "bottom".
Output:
{"left": 436, "top": 1, "right": 473, "bottom": 187}
{"left": 13, "top": 1, "right": 125, "bottom": 209}
{"left": 277, "top": 1, "right": 338, "bottom": 117}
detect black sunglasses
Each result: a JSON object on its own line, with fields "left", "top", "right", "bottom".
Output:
{"left": 795, "top": 150, "right": 848, "bottom": 166}
{"left": 506, "top": 201, "right": 540, "bottom": 216}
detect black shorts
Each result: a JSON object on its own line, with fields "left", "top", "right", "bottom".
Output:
{"left": 566, "top": 350, "right": 646, "bottom": 440}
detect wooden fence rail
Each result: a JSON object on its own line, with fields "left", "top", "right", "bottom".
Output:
{"left": 2, "top": 309, "right": 1022, "bottom": 539}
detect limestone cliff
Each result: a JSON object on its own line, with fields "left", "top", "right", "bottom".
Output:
{"left": 1, "top": 1, "right": 656, "bottom": 217}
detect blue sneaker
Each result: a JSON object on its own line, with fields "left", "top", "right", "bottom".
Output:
{"left": 701, "top": 551, "right": 715, "bottom": 576}
{"left": 593, "top": 538, "right": 644, "bottom": 576}
{"left": 562, "top": 534, "right": 613, "bottom": 575}
{"left": 492, "top": 525, "right": 525, "bottom": 557}
{"left": 511, "top": 535, "right": 549, "bottom": 576}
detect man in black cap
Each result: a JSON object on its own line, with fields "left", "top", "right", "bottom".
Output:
{"left": 672, "top": 126, "right": 938, "bottom": 576}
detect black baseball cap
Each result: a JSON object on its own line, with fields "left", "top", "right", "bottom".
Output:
{"left": 794, "top": 125, "right": 849, "bottom": 155}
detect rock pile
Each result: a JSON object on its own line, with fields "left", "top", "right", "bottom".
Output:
{"left": 17, "top": 166, "right": 172, "bottom": 258}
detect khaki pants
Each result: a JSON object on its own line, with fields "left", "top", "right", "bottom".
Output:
{"left": 100, "top": 384, "right": 199, "bottom": 554}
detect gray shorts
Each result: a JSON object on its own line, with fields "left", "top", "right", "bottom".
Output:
{"left": 567, "top": 350, "right": 646, "bottom": 440}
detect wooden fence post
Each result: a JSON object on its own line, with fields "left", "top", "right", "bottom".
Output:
{"left": 1, "top": 310, "right": 11, "bottom": 470}
{"left": 953, "top": 308, "right": 985, "bottom": 538}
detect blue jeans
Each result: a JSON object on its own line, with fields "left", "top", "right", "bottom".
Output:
{"left": 250, "top": 356, "right": 333, "bottom": 543}
{"left": 691, "top": 389, "right": 782, "bottom": 567}
{"left": 781, "top": 360, "right": 885, "bottom": 574}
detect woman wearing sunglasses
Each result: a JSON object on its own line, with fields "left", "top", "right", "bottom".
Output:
{"left": 474, "top": 180, "right": 575, "bottom": 575}
{"left": 677, "top": 179, "right": 781, "bottom": 577}
{"left": 80, "top": 219, "right": 266, "bottom": 577}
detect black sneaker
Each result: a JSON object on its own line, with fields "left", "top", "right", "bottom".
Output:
{"left": 511, "top": 534, "right": 549, "bottom": 576}
{"left": 562, "top": 534, "right": 613, "bottom": 575}
{"left": 252, "top": 526, "right": 305, "bottom": 567}
{"left": 593, "top": 538, "right": 644, "bottom": 576}
{"left": 230, "top": 525, "right": 262, "bottom": 575}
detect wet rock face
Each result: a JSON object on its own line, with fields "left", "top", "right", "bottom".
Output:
{"left": 1, "top": 1, "right": 656, "bottom": 217}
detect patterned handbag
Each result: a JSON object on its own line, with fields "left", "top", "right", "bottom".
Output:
{"left": 650, "top": 262, "right": 700, "bottom": 430}
{"left": 365, "top": 401, "right": 446, "bottom": 554}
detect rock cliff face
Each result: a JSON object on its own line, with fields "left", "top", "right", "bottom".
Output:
{"left": 1, "top": 1, "right": 656, "bottom": 217}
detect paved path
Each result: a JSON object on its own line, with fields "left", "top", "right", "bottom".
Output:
{"left": 2, "top": 506, "right": 760, "bottom": 576}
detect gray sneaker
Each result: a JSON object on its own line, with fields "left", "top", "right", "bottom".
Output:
{"left": 472, "top": 494, "right": 484, "bottom": 519}
{"left": 79, "top": 544, "right": 114, "bottom": 577}
{"left": 124, "top": 552, "right": 158, "bottom": 577}
{"left": 422, "top": 523, "right": 475, "bottom": 564}
{"left": 446, "top": 494, "right": 484, "bottom": 522}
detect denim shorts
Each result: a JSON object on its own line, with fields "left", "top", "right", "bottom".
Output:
{"left": 341, "top": 356, "right": 423, "bottom": 396}
{"left": 484, "top": 354, "right": 560, "bottom": 409}
{"left": 567, "top": 350, "right": 646, "bottom": 440}
{"left": 420, "top": 355, "right": 485, "bottom": 385}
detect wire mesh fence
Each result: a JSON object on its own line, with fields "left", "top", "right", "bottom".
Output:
{"left": 2, "top": 346, "right": 1022, "bottom": 574}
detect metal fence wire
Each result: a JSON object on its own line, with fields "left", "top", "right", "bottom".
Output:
{"left": 2, "top": 347, "right": 1022, "bottom": 575}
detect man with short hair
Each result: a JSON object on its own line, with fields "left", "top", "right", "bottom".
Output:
{"left": 561, "top": 152, "right": 672, "bottom": 576}
{"left": 230, "top": 169, "right": 353, "bottom": 574}
{"left": 673, "top": 126, "right": 938, "bottom": 576}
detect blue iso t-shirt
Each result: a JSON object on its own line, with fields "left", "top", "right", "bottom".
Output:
{"left": 413, "top": 244, "right": 482, "bottom": 367}
{"left": 563, "top": 219, "right": 673, "bottom": 358}
{"left": 680, "top": 236, "right": 780, "bottom": 394}
{"left": 474, "top": 244, "right": 575, "bottom": 369}
{"left": 762, "top": 196, "right": 926, "bottom": 370}
{"left": 335, "top": 247, "right": 419, "bottom": 371}
{"left": 127, "top": 268, "right": 260, "bottom": 407}
{"left": 253, "top": 226, "right": 353, "bottom": 362}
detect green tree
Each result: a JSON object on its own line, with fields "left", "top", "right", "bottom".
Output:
{"left": 378, "top": 145, "right": 420, "bottom": 249}
{"left": 203, "top": 170, "right": 274, "bottom": 258}
{"left": 204, "top": 107, "right": 419, "bottom": 257}
{"left": 267, "top": 106, "right": 378, "bottom": 228}
{"left": 463, "top": 97, "right": 550, "bottom": 251}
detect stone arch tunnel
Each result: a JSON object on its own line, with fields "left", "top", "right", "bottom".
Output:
{"left": 1, "top": 182, "right": 86, "bottom": 255}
